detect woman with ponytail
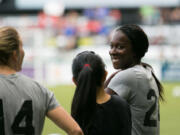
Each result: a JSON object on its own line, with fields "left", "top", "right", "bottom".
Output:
{"left": 71, "top": 51, "right": 131, "bottom": 135}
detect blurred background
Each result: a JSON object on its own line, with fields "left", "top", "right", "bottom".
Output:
{"left": 0, "top": 0, "right": 180, "bottom": 135}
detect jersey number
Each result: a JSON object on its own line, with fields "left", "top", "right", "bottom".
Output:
{"left": 144, "top": 89, "right": 158, "bottom": 127}
{"left": 0, "top": 99, "right": 35, "bottom": 135}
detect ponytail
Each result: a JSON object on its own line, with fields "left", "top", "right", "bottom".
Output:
{"left": 71, "top": 66, "right": 97, "bottom": 134}
{"left": 141, "top": 62, "right": 164, "bottom": 101}
{"left": 151, "top": 72, "right": 164, "bottom": 101}
{"left": 71, "top": 51, "right": 106, "bottom": 134}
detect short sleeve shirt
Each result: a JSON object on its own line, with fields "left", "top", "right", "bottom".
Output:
{"left": 0, "top": 73, "right": 60, "bottom": 135}
{"left": 108, "top": 65, "right": 160, "bottom": 135}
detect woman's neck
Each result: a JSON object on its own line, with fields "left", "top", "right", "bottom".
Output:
{"left": 0, "top": 65, "right": 16, "bottom": 75}
{"left": 96, "top": 87, "right": 110, "bottom": 104}
{"left": 123, "top": 61, "right": 141, "bottom": 70}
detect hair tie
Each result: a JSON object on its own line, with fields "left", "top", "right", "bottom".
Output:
{"left": 83, "top": 64, "right": 90, "bottom": 68}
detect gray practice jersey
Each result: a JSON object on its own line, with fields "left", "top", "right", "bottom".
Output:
{"left": 0, "top": 73, "right": 59, "bottom": 135}
{"left": 108, "top": 65, "right": 160, "bottom": 135}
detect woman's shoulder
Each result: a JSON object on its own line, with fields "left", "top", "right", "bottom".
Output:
{"left": 115, "top": 65, "right": 149, "bottom": 79}
{"left": 111, "top": 95, "right": 130, "bottom": 108}
{"left": 115, "top": 66, "right": 138, "bottom": 78}
{"left": 112, "top": 67, "right": 138, "bottom": 85}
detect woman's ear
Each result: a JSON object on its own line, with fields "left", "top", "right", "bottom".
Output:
{"left": 72, "top": 77, "right": 77, "bottom": 85}
{"left": 9, "top": 50, "right": 18, "bottom": 70}
{"left": 12, "top": 50, "right": 18, "bottom": 61}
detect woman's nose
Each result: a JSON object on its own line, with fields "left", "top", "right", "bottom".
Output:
{"left": 109, "top": 47, "right": 116, "bottom": 55}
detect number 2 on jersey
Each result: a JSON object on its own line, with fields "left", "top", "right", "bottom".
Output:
{"left": 144, "top": 89, "right": 158, "bottom": 127}
{"left": 0, "top": 100, "right": 34, "bottom": 135}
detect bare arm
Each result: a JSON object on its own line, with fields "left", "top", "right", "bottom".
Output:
{"left": 47, "top": 106, "right": 84, "bottom": 135}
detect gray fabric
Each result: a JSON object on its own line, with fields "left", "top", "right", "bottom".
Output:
{"left": 108, "top": 65, "right": 160, "bottom": 135}
{"left": 0, "top": 73, "right": 60, "bottom": 135}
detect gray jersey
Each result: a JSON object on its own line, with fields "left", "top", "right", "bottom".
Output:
{"left": 0, "top": 73, "right": 59, "bottom": 135}
{"left": 108, "top": 65, "right": 160, "bottom": 135}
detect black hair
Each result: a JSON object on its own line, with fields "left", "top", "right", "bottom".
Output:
{"left": 71, "top": 51, "right": 106, "bottom": 134}
{"left": 116, "top": 24, "right": 149, "bottom": 60}
{"left": 142, "top": 63, "right": 164, "bottom": 101}
{"left": 116, "top": 24, "right": 164, "bottom": 101}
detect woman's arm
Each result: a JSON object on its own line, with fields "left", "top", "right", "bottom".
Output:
{"left": 47, "top": 106, "right": 84, "bottom": 135}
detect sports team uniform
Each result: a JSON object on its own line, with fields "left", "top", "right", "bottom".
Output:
{"left": 88, "top": 95, "right": 131, "bottom": 135}
{"left": 108, "top": 65, "right": 160, "bottom": 135}
{"left": 0, "top": 73, "right": 59, "bottom": 135}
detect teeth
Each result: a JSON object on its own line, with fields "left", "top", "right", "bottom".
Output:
{"left": 112, "top": 57, "right": 119, "bottom": 60}
{"left": 112, "top": 59, "right": 119, "bottom": 62}
{"left": 111, "top": 56, "right": 119, "bottom": 61}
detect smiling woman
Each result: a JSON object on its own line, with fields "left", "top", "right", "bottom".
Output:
{"left": 109, "top": 24, "right": 149, "bottom": 70}
{"left": 106, "top": 24, "right": 164, "bottom": 135}
{"left": 109, "top": 30, "right": 136, "bottom": 70}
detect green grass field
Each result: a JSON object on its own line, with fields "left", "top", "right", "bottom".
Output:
{"left": 42, "top": 82, "right": 180, "bottom": 135}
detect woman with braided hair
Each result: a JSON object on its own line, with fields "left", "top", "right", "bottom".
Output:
{"left": 106, "top": 24, "right": 164, "bottom": 135}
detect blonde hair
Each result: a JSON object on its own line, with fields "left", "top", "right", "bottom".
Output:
{"left": 0, "top": 26, "right": 20, "bottom": 66}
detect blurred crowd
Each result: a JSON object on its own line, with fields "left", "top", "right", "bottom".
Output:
{"left": 0, "top": 7, "right": 180, "bottom": 51}
{"left": 37, "top": 8, "right": 121, "bottom": 50}
{"left": 140, "top": 6, "right": 180, "bottom": 25}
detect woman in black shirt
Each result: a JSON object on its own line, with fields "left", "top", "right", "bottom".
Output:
{"left": 71, "top": 51, "right": 131, "bottom": 135}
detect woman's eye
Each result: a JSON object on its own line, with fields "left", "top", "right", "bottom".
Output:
{"left": 117, "top": 45, "right": 124, "bottom": 49}
{"left": 110, "top": 45, "right": 113, "bottom": 49}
